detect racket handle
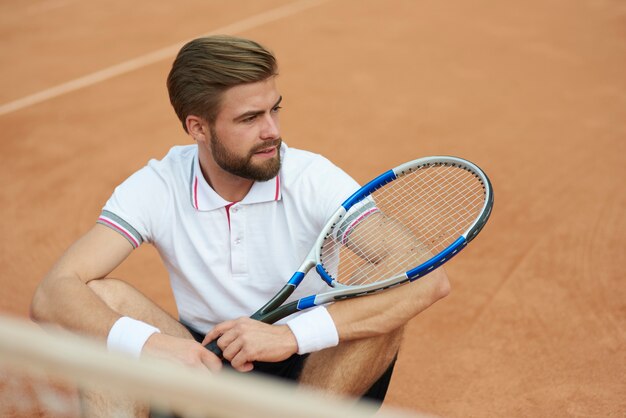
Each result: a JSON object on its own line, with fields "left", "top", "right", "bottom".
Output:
{"left": 204, "top": 339, "right": 223, "bottom": 359}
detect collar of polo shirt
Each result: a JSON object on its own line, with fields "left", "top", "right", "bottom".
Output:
{"left": 189, "top": 144, "right": 284, "bottom": 211}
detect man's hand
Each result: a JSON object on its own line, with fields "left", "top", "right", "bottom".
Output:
{"left": 202, "top": 318, "right": 298, "bottom": 372}
{"left": 143, "top": 333, "right": 223, "bottom": 373}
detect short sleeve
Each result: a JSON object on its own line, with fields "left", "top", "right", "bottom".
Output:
{"left": 97, "top": 163, "right": 170, "bottom": 248}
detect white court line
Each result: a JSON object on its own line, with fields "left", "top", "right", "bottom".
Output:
{"left": 0, "top": 0, "right": 330, "bottom": 116}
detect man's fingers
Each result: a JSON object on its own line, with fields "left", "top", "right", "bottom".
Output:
{"left": 200, "top": 349, "right": 223, "bottom": 372}
{"left": 219, "top": 328, "right": 255, "bottom": 372}
{"left": 230, "top": 349, "right": 254, "bottom": 372}
{"left": 221, "top": 336, "right": 243, "bottom": 362}
{"left": 202, "top": 318, "right": 248, "bottom": 345}
{"left": 201, "top": 318, "right": 295, "bottom": 371}
{"left": 202, "top": 321, "right": 231, "bottom": 345}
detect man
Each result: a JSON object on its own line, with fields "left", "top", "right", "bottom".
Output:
{"left": 31, "top": 35, "right": 450, "bottom": 408}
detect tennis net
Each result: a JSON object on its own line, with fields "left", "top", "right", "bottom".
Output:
{"left": 0, "top": 314, "right": 426, "bottom": 418}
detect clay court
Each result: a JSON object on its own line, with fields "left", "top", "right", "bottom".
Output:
{"left": 1, "top": 0, "right": 625, "bottom": 416}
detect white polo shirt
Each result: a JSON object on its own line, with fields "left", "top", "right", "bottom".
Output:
{"left": 97, "top": 143, "right": 359, "bottom": 335}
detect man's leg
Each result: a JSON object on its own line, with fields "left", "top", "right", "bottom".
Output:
{"left": 298, "top": 327, "right": 404, "bottom": 400}
{"left": 82, "top": 277, "right": 193, "bottom": 418}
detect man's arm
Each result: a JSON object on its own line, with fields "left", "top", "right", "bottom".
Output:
{"left": 203, "top": 267, "right": 449, "bottom": 371}
{"left": 328, "top": 267, "right": 450, "bottom": 340}
{"left": 31, "top": 224, "right": 222, "bottom": 371}
{"left": 30, "top": 224, "right": 134, "bottom": 337}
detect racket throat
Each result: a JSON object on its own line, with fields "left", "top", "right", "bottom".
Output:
{"left": 251, "top": 283, "right": 297, "bottom": 323}
{"left": 253, "top": 300, "right": 300, "bottom": 324}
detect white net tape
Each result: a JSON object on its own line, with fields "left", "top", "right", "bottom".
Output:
{"left": 0, "top": 315, "right": 430, "bottom": 418}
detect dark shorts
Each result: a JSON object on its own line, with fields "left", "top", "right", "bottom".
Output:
{"left": 185, "top": 325, "right": 396, "bottom": 404}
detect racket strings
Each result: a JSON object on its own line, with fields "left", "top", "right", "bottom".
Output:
{"left": 407, "top": 168, "right": 484, "bottom": 243}
{"left": 361, "top": 167, "right": 477, "bottom": 253}
{"left": 320, "top": 164, "right": 485, "bottom": 287}
{"left": 391, "top": 166, "right": 484, "bottom": 246}
{"left": 410, "top": 167, "right": 481, "bottom": 225}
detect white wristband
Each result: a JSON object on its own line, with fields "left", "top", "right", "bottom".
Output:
{"left": 286, "top": 307, "right": 339, "bottom": 354}
{"left": 107, "top": 316, "right": 161, "bottom": 358}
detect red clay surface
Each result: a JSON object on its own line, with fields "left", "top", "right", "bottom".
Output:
{"left": 1, "top": 0, "right": 625, "bottom": 416}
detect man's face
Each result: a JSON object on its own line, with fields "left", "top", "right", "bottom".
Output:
{"left": 208, "top": 77, "right": 282, "bottom": 181}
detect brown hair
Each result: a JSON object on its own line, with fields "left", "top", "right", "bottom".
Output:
{"left": 166, "top": 35, "right": 278, "bottom": 132}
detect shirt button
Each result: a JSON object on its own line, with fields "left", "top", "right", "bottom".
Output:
{"left": 234, "top": 238, "right": 241, "bottom": 245}
{"left": 231, "top": 207, "right": 238, "bottom": 213}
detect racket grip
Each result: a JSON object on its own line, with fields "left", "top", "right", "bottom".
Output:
{"left": 204, "top": 339, "right": 224, "bottom": 359}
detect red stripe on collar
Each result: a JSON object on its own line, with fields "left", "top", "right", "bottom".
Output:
{"left": 224, "top": 202, "right": 237, "bottom": 230}
{"left": 193, "top": 176, "right": 199, "bottom": 209}
{"left": 274, "top": 175, "right": 280, "bottom": 201}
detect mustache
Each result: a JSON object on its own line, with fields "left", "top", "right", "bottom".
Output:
{"left": 250, "top": 138, "right": 282, "bottom": 154}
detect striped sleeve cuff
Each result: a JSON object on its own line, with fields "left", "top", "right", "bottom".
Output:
{"left": 97, "top": 210, "right": 143, "bottom": 248}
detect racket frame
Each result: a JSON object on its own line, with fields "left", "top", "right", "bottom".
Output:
{"left": 251, "top": 155, "right": 493, "bottom": 323}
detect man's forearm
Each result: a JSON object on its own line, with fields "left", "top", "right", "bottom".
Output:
{"left": 327, "top": 268, "right": 450, "bottom": 341}
{"left": 31, "top": 273, "right": 120, "bottom": 339}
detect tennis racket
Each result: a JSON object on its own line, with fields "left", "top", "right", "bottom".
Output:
{"left": 205, "top": 155, "right": 493, "bottom": 356}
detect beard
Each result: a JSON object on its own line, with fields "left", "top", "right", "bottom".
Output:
{"left": 209, "top": 128, "right": 282, "bottom": 182}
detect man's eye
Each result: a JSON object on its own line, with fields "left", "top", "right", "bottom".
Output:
{"left": 272, "top": 106, "right": 282, "bottom": 113}
{"left": 242, "top": 115, "right": 257, "bottom": 123}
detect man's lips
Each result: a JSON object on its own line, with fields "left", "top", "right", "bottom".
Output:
{"left": 253, "top": 144, "right": 279, "bottom": 155}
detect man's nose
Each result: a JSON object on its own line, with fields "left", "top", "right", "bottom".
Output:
{"left": 260, "top": 114, "right": 280, "bottom": 139}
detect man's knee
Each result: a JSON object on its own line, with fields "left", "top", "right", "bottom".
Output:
{"left": 88, "top": 278, "right": 190, "bottom": 339}
{"left": 87, "top": 278, "right": 134, "bottom": 312}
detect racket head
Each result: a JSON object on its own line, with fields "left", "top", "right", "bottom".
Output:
{"left": 314, "top": 156, "right": 493, "bottom": 289}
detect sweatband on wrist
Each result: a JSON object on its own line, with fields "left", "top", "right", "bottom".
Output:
{"left": 106, "top": 316, "right": 161, "bottom": 358}
{"left": 286, "top": 306, "right": 339, "bottom": 354}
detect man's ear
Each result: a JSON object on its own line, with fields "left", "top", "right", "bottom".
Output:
{"left": 186, "top": 115, "right": 209, "bottom": 143}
